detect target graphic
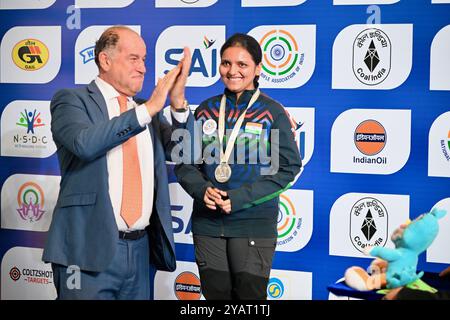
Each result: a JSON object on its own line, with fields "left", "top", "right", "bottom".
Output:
{"left": 9, "top": 266, "right": 21, "bottom": 281}
{"left": 277, "top": 194, "right": 299, "bottom": 240}
{"left": 260, "top": 29, "right": 300, "bottom": 77}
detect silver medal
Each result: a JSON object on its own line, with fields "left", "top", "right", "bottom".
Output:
{"left": 214, "top": 163, "right": 232, "bottom": 183}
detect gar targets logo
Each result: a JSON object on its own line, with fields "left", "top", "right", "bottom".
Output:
{"left": 16, "top": 182, "right": 46, "bottom": 223}
{"left": 248, "top": 25, "right": 316, "bottom": 89}
{"left": 174, "top": 272, "right": 202, "bottom": 300}
{"left": 354, "top": 120, "right": 386, "bottom": 156}
{"left": 267, "top": 277, "right": 284, "bottom": 299}
{"left": 353, "top": 28, "right": 391, "bottom": 86}
{"left": 350, "top": 197, "right": 388, "bottom": 253}
{"left": 12, "top": 39, "right": 49, "bottom": 71}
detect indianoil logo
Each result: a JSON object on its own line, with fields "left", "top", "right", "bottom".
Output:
{"left": 277, "top": 194, "right": 302, "bottom": 246}
{"left": 174, "top": 271, "right": 202, "bottom": 300}
{"left": 12, "top": 39, "right": 49, "bottom": 71}
{"left": 354, "top": 120, "right": 386, "bottom": 156}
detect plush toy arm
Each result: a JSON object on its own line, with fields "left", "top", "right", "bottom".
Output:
{"left": 369, "top": 246, "right": 401, "bottom": 262}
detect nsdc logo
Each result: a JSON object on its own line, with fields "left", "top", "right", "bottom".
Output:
{"left": 16, "top": 182, "right": 46, "bottom": 223}
{"left": 12, "top": 39, "right": 49, "bottom": 71}
{"left": 277, "top": 194, "right": 302, "bottom": 246}
{"left": 353, "top": 28, "right": 391, "bottom": 86}
{"left": 156, "top": 25, "right": 225, "bottom": 87}
{"left": 267, "top": 277, "right": 284, "bottom": 299}
{"left": 16, "top": 109, "right": 45, "bottom": 134}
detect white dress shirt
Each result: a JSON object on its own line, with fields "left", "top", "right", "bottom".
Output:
{"left": 95, "top": 76, "right": 188, "bottom": 231}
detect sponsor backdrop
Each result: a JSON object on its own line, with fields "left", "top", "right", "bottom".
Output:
{"left": 0, "top": 0, "right": 449, "bottom": 300}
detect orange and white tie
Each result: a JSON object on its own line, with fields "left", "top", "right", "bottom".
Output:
{"left": 117, "top": 95, "right": 142, "bottom": 227}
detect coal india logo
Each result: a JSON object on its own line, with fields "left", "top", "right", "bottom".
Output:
{"left": 353, "top": 28, "right": 391, "bottom": 86}
{"left": 259, "top": 29, "right": 304, "bottom": 84}
{"left": 16, "top": 182, "right": 46, "bottom": 222}
{"left": 277, "top": 194, "right": 302, "bottom": 246}
{"left": 12, "top": 39, "right": 49, "bottom": 71}
{"left": 174, "top": 272, "right": 202, "bottom": 300}
{"left": 350, "top": 197, "right": 388, "bottom": 253}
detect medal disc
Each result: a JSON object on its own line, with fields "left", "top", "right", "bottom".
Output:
{"left": 214, "top": 163, "right": 232, "bottom": 183}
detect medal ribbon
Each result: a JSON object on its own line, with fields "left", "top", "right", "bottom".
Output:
{"left": 218, "top": 89, "right": 260, "bottom": 166}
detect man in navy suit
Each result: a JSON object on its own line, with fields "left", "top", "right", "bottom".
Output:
{"left": 42, "top": 26, "right": 193, "bottom": 299}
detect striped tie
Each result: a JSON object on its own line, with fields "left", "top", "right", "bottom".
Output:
{"left": 117, "top": 95, "right": 142, "bottom": 228}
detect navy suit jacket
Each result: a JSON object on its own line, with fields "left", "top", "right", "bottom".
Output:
{"left": 42, "top": 81, "right": 193, "bottom": 272}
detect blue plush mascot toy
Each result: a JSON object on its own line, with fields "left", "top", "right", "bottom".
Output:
{"left": 345, "top": 208, "right": 447, "bottom": 291}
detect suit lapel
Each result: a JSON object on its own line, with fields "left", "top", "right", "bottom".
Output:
{"left": 87, "top": 80, "right": 108, "bottom": 120}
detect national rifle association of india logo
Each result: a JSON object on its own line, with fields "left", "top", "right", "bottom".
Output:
{"left": 12, "top": 39, "right": 49, "bottom": 71}
{"left": 16, "top": 182, "right": 46, "bottom": 222}
{"left": 259, "top": 29, "right": 304, "bottom": 83}
{"left": 277, "top": 194, "right": 302, "bottom": 246}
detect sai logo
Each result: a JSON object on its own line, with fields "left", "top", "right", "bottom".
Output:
{"left": 248, "top": 25, "right": 316, "bottom": 89}
{"left": 285, "top": 107, "right": 315, "bottom": 167}
{"left": 155, "top": 25, "right": 225, "bottom": 87}
{"left": 174, "top": 272, "right": 202, "bottom": 300}
{"left": 353, "top": 28, "right": 391, "bottom": 86}
{"left": 350, "top": 197, "right": 388, "bottom": 254}
{"left": 267, "top": 277, "right": 284, "bottom": 299}
{"left": 277, "top": 194, "right": 302, "bottom": 246}
{"left": 354, "top": 119, "right": 387, "bottom": 161}
{"left": 16, "top": 182, "right": 46, "bottom": 223}
{"left": 12, "top": 39, "right": 49, "bottom": 71}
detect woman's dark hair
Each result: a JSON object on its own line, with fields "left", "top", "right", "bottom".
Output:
{"left": 220, "top": 33, "right": 262, "bottom": 88}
